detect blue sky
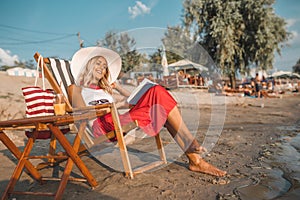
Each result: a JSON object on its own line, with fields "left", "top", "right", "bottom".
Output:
{"left": 0, "top": 0, "right": 299, "bottom": 72}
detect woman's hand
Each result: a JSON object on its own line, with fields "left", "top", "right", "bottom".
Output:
{"left": 111, "top": 82, "right": 117, "bottom": 89}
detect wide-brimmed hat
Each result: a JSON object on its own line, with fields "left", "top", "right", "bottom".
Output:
{"left": 71, "top": 46, "right": 121, "bottom": 84}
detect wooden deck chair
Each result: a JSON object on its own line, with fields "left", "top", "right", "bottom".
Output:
{"left": 33, "top": 52, "right": 167, "bottom": 174}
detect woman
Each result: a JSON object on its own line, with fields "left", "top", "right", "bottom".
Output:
{"left": 71, "top": 47, "right": 226, "bottom": 177}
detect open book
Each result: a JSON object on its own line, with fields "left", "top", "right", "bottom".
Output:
{"left": 127, "top": 78, "right": 157, "bottom": 105}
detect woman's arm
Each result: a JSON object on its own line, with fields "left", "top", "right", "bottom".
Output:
{"left": 111, "top": 82, "right": 131, "bottom": 109}
{"left": 112, "top": 82, "right": 131, "bottom": 97}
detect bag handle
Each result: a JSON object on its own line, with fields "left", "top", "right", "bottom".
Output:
{"left": 35, "top": 55, "right": 46, "bottom": 90}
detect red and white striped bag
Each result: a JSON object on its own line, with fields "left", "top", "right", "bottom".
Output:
{"left": 22, "top": 55, "right": 55, "bottom": 117}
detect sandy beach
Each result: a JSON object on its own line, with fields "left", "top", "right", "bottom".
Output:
{"left": 0, "top": 71, "right": 300, "bottom": 200}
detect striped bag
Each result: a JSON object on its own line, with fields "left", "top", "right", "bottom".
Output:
{"left": 22, "top": 55, "right": 55, "bottom": 117}
{"left": 22, "top": 86, "right": 55, "bottom": 117}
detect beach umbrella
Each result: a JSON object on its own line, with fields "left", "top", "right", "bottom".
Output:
{"left": 161, "top": 45, "right": 169, "bottom": 76}
{"left": 272, "top": 71, "right": 292, "bottom": 79}
{"left": 168, "top": 59, "right": 208, "bottom": 72}
{"left": 271, "top": 71, "right": 300, "bottom": 79}
{"left": 291, "top": 72, "right": 300, "bottom": 79}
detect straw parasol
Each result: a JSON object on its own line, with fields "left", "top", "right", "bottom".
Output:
{"left": 168, "top": 59, "right": 208, "bottom": 72}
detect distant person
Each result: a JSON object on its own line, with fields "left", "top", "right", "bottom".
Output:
{"left": 178, "top": 70, "right": 189, "bottom": 85}
{"left": 261, "top": 75, "right": 268, "bottom": 90}
{"left": 254, "top": 73, "right": 262, "bottom": 97}
{"left": 198, "top": 74, "right": 205, "bottom": 86}
{"left": 243, "top": 78, "right": 256, "bottom": 97}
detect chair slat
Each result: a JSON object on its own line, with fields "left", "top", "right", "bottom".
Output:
{"left": 48, "top": 58, "right": 75, "bottom": 99}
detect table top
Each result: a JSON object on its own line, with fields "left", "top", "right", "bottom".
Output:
{"left": 0, "top": 105, "right": 110, "bottom": 129}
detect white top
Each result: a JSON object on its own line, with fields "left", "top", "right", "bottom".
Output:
{"left": 81, "top": 87, "right": 114, "bottom": 106}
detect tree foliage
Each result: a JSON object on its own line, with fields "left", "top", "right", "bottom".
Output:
{"left": 182, "top": 0, "right": 290, "bottom": 87}
{"left": 162, "top": 26, "right": 193, "bottom": 61}
{"left": 293, "top": 58, "right": 300, "bottom": 74}
{"left": 147, "top": 26, "right": 185, "bottom": 68}
{"left": 98, "top": 31, "right": 142, "bottom": 73}
{"left": 0, "top": 60, "right": 35, "bottom": 71}
{"left": 161, "top": 26, "right": 217, "bottom": 74}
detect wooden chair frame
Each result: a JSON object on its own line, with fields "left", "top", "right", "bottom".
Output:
{"left": 0, "top": 106, "right": 106, "bottom": 199}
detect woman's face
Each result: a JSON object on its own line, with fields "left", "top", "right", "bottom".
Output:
{"left": 92, "top": 56, "right": 108, "bottom": 81}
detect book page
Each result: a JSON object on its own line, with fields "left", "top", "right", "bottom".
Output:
{"left": 127, "top": 78, "right": 156, "bottom": 105}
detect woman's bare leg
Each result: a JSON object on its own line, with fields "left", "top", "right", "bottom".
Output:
{"left": 165, "top": 106, "right": 226, "bottom": 177}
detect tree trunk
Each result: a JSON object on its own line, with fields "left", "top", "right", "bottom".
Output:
{"left": 229, "top": 72, "right": 236, "bottom": 89}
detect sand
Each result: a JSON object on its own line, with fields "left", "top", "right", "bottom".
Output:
{"left": 0, "top": 71, "right": 300, "bottom": 200}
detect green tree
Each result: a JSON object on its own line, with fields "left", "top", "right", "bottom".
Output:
{"left": 98, "top": 31, "right": 119, "bottom": 52}
{"left": 98, "top": 31, "right": 141, "bottom": 73}
{"left": 293, "top": 58, "right": 300, "bottom": 74}
{"left": 0, "top": 60, "right": 35, "bottom": 71}
{"left": 148, "top": 48, "right": 172, "bottom": 73}
{"left": 162, "top": 26, "right": 193, "bottom": 62}
{"left": 149, "top": 27, "right": 183, "bottom": 67}
{"left": 162, "top": 26, "right": 218, "bottom": 75}
{"left": 182, "top": 0, "right": 290, "bottom": 88}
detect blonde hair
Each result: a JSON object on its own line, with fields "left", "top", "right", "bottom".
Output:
{"left": 78, "top": 56, "right": 113, "bottom": 94}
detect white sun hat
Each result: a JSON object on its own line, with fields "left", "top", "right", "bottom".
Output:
{"left": 71, "top": 46, "right": 121, "bottom": 84}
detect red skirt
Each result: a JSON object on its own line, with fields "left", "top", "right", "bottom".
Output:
{"left": 93, "top": 85, "right": 177, "bottom": 138}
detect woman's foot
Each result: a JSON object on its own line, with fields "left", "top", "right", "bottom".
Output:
{"left": 187, "top": 153, "right": 227, "bottom": 177}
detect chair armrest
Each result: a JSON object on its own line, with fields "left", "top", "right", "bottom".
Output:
{"left": 67, "top": 84, "right": 85, "bottom": 110}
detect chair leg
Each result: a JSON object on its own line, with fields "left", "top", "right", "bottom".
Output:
{"left": 48, "top": 133, "right": 57, "bottom": 164}
{"left": 54, "top": 122, "right": 88, "bottom": 199}
{"left": 47, "top": 124, "right": 98, "bottom": 189}
{"left": 111, "top": 103, "right": 133, "bottom": 179}
{"left": 155, "top": 134, "right": 167, "bottom": 164}
{"left": 35, "top": 134, "right": 58, "bottom": 171}
{"left": 1, "top": 137, "right": 35, "bottom": 200}
{"left": 0, "top": 131, "right": 42, "bottom": 181}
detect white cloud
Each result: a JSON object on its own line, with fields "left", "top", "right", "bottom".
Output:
{"left": 128, "top": 1, "right": 151, "bottom": 19}
{"left": 0, "top": 48, "right": 19, "bottom": 66}
{"left": 283, "top": 18, "right": 300, "bottom": 45}
{"left": 286, "top": 18, "right": 297, "bottom": 28}
{"left": 291, "top": 30, "right": 299, "bottom": 40}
